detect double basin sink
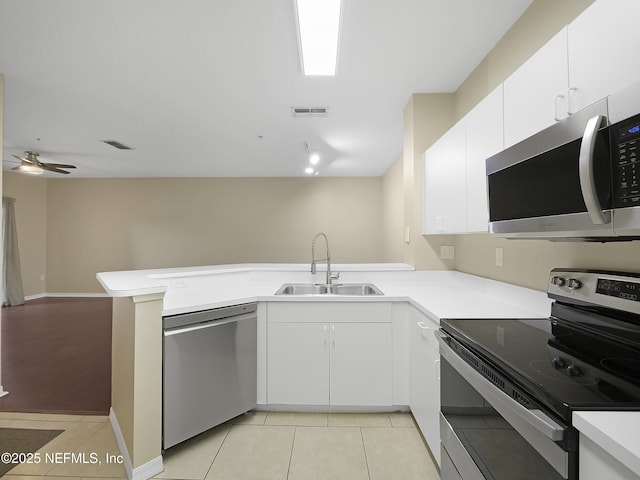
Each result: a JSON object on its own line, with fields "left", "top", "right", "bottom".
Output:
{"left": 275, "top": 283, "right": 383, "bottom": 296}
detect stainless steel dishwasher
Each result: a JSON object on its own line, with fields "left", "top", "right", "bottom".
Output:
{"left": 162, "top": 303, "right": 257, "bottom": 449}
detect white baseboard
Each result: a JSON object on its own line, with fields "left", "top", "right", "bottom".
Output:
{"left": 109, "top": 408, "right": 133, "bottom": 478}
{"left": 132, "top": 456, "right": 164, "bottom": 480}
{"left": 109, "top": 408, "right": 163, "bottom": 480}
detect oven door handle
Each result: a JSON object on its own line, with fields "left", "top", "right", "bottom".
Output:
{"left": 437, "top": 332, "right": 565, "bottom": 442}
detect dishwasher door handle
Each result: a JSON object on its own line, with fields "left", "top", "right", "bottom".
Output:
{"left": 164, "top": 311, "right": 256, "bottom": 336}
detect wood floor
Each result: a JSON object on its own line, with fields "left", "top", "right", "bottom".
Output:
{"left": 0, "top": 297, "right": 112, "bottom": 415}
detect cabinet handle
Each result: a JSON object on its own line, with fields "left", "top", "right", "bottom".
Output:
{"left": 554, "top": 94, "right": 567, "bottom": 121}
{"left": 435, "top": 359, "right": 441, "bottom": 381}
{"left": 417, "top": 322, "right": 430, "bottom": 330}
{"left": 324, "top": 324, "right": 328, "bottom": 348}
{"left": 331, "top": 324, "right": 335, "bottom": 347}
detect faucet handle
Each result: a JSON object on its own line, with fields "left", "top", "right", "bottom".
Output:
{"left": 329, "top": 272, "right": 340, "bottom": 280}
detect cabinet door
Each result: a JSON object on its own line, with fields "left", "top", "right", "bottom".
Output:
{"left": 330, "top": 322, "right": 393, "bottom": 406}
{"left": 410, "top": 317, "right": 441, "bottom": 466}
{"left": 579, "top": 435, "right": 639, "bottom": 480}
{"left": 422, "top": 118, "right": 467, "bottom": 234}
{"left": 465, "top": 84, "right": 504, "bottom": 232}
{"left": 504, "top": 27, "right": 569, "bottom": 147}
{"left": 267, "top": 322, "right": 329, "bottom": 405}
{"left": 568, "top": 0, "right": 640, "bottom": 113}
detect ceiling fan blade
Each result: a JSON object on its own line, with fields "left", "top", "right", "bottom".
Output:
{"left": 44, "top": 162, "right": 76, "bottom": 169}
{"left": 12, "top": 154, "right": 32, "bottom": 163}
{"left": 41, "top": 164, "right": 71, "bottom": 174}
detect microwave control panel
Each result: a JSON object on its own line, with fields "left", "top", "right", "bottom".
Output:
{"left": 612, "top": 114, "right": 640, "bottom": 208}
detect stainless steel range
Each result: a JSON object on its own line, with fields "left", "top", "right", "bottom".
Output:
{"left": 438, "top": 269, "right": 640, "bottom": 479}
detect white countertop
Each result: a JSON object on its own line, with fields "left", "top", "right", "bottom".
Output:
{"left": 574, "top": 411, "right": 640, "bottom": 476}
{"left": 97, "top": 263, "right": 552, "bottom": 318}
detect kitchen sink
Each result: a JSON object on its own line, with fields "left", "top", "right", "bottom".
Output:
{"left": 275, "top": 283, "right": 383, "bottom": 296}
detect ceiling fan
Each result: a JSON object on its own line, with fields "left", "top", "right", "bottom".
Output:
{"left": 11, "top": 150, "right": 76, "bottom": 175}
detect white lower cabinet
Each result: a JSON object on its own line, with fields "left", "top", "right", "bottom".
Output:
{"left": 268, "top": 322, "right": 330, "bottom": 405}
{"left": 409, "top": 307, "right": 441, "bottom": 466}
{"left": 579, "top": 434, "right": 640, "bottom": 480}
{"left": 267, "top": 302, "right": 393, "bottom": 407}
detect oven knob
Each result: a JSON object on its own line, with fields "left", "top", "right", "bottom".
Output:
{"left": 567, "top": 278, "right": 582, "bottom": 290}
{"left": 552, "top": 357, "right": 566, "bottom": 369}
{"left": 550, "top": 276, "right": 566, "bottom": 287}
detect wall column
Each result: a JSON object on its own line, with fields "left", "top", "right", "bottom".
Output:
{"left": 109, "top": 292, "right": 164, "bottom": 480}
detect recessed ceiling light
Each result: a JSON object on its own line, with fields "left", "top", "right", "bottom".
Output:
{"left": 309, "top": 153, "right": 320, "bottom": 165}
{"left": 295, "top": 0, "right": 342, "bottom": 76}
{"left": 305, "top": 167, "right": 314, "bottom": 175}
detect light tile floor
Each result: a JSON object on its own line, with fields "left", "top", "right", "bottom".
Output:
{"left": 0, "top": 411, "right": 440, "bottom": 480}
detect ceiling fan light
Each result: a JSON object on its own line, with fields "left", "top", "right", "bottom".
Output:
{"left": 18, "top": 163, "right": 44, "bottom": 175}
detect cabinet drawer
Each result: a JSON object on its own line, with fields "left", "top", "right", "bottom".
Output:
{"left": 268, "top": 302, "right": 392, "bottom": 323}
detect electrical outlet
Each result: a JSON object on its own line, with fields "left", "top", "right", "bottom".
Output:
{"left": 404, "top": 226, "right": 411, "bottom": 244}
{"left": 495, "top": 247, "right": 504, "bottom": 267}
{"left": 440, "top": 245, "right": 455, "bottom": 260}
{"left": 171, "top": 278, "right": 187, "bottom": 289}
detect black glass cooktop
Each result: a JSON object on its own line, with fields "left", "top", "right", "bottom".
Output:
{"left": 441, "top": 312, "right": 640, "bottom": 422}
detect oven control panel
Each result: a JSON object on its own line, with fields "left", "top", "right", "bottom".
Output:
{"left": 548, "top": 269, "right": 640, "bottom": 315}
{"left": 596, "top": 277, "right": 640, "bottom": 302}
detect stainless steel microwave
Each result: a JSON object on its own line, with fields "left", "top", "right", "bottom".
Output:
{"left": 486, "top": 81, "right": 640, "bottom": 241}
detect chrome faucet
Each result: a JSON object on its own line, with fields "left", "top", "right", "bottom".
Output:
{"left": 311, "top": 232, "right": 340, "bottom": 285}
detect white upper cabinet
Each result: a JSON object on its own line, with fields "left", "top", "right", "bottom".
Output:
{"left": 423, "top": 86, "right": 503, "bottom": 235}
{"left": 422, "top": 118, "right": 467, "bottom": 235}
{"left": 568, "top": 0, "right": 640, "bottom": 113}
{"left": 465, "top": 84, "right": 504, "bottom": 232}
{"left": 503, "top": 27, "right": 569, "bottom": 148}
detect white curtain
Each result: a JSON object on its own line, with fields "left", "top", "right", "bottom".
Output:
{"left": 2, "top": 196, "right": 25, "bottom": 306}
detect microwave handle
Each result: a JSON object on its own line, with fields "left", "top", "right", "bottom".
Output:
{"left": 579, "top": 114, "right": 608, "bottom": 225}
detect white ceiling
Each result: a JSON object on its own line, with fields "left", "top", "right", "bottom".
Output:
{"left": 0, "top": 0, "right": 532, "bottom": 178}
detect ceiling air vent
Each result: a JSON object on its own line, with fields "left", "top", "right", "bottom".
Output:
{"left": 291, "top": 107, "right": 328, "bottom": 117}
{"left": 102, "top": 139, "right": 134, "bottom": 150}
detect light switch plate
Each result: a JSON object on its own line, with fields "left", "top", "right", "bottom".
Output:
{"left": 495, "top": 247, "right": 504, "bottom": 267}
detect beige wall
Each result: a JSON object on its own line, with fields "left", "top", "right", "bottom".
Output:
{"left": 39, "top": 176, "right": 384, "bottom": 293}
{"left": 381, "top": 155, "right": 404, "bottom": 262}
{"left": 3, "top": 172, "right": 47, "bottom": 298}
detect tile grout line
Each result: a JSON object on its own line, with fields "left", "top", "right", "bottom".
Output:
{"left": 201, "top": 424, "right": 232, "bottom": 480}
{"left": 359, "top": 426, "right": 372, "bottom": 480}
{"left": 285, "top": 425, "right": 297, "bottom": 480}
